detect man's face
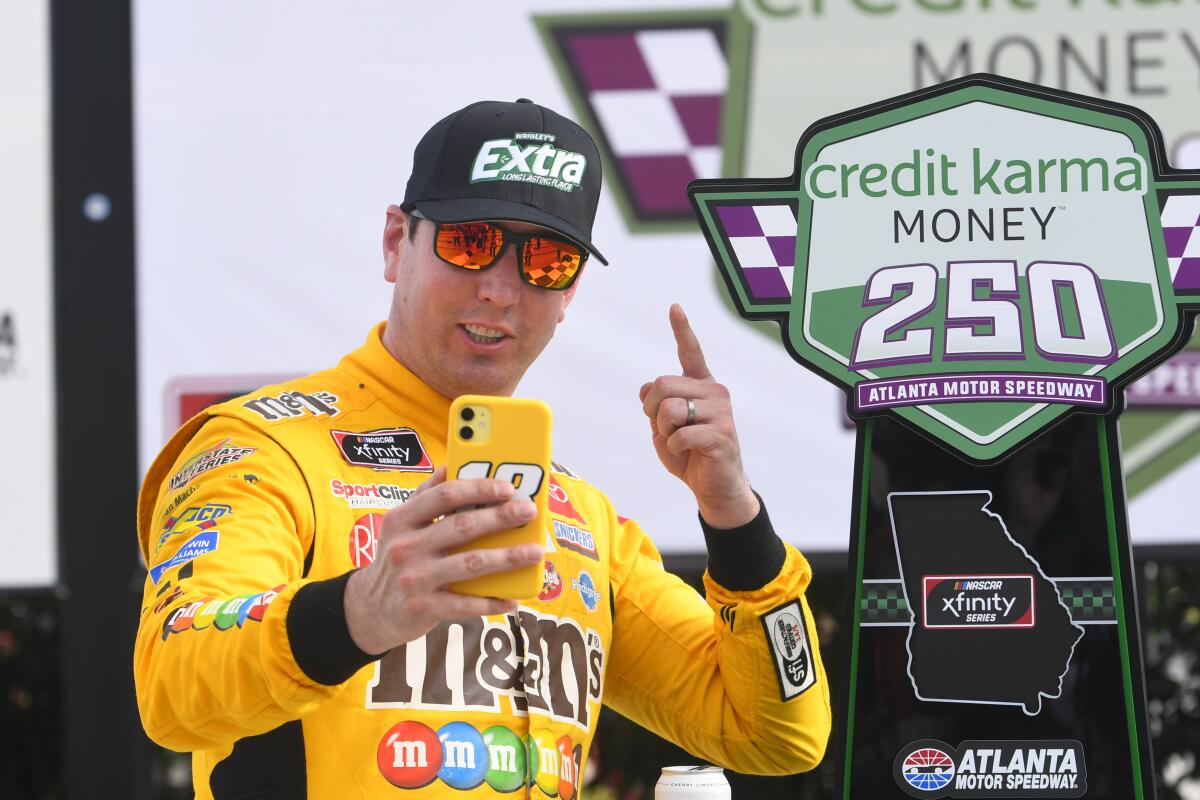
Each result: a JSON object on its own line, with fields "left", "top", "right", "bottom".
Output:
{"left": 382, "top": 207, "right": 579, "bottom": 399}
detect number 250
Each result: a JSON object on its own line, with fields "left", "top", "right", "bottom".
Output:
{"left": 849, "top": 260, "right": 1116, "bottom": 369}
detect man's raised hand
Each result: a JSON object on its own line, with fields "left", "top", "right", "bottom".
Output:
{"left": 639, "top": 304, "right": 760, "bottom": 529}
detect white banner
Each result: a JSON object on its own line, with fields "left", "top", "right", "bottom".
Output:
{"left": 0, "top": 1, "right": 56, "bottom": 585}
{"left": 134, "top": 0, "right": 1200, "bottom": 551}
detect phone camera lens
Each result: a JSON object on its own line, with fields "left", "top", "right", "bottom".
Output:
{"left": 459, "top": 426, "right": 474, "bottom": 440}
{"left": 460, "top": 407, "right": 475, "bottom": 421}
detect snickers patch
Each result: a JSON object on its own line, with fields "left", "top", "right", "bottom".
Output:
{"left": 553, "top": 519, "right": 598, "bottom": 560}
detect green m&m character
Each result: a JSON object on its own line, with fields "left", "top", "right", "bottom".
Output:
{"left": 214, "top": 595, "right": 248, "bottom": 631}
{"left": 482, "top": 725, "right": 525, "bottom": 793}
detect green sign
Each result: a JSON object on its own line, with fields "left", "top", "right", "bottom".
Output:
{"left": 692, "top": 76, "right": 1199, "bottom": 462}
{"left": 692, "top": 75, "right": 1199, "bottom": 799}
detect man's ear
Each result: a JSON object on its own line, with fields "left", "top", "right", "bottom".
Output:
{"left": 383, "top": 205, "right": 409, "bottom": 283}
{"left": 558, "top": 275, "right": 581, "bottom": 323}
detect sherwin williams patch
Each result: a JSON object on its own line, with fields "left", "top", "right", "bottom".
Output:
{"left": 149, "top": 530, "right": 218, "bottom": 584}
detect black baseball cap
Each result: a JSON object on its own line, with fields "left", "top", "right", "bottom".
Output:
{"left": 401, "top": 98, "right": 608, "bottom": 265}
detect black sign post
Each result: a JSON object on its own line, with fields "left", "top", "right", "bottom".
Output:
{"left": 691, "top": 75, "right": 1200, "bottom": 799}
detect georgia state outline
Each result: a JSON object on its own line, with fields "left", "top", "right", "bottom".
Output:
{"left": 888, "top": 490, "right": 1085, "bottom": 716}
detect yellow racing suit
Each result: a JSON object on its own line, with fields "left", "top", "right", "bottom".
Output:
{"left": 134, "top": 322, "right": 831, "bottom": 799}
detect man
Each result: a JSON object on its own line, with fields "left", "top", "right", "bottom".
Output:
{"left": 134, "top": 99, "right": 830, "bottom": 799}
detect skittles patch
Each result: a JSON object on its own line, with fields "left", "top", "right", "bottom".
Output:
{"left": 160, "top": 584, "right": 283, "bottom": 641}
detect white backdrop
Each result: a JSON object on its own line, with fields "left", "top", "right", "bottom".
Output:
{"left": 134, "top": 0, "right": 1199, "bottom": 552}
{"left": 0, "top": 0, "right": 55, "bottom": 586}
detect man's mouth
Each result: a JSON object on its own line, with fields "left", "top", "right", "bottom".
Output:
{"left": 463, "top": 324, "right": 507, "bottom": 345}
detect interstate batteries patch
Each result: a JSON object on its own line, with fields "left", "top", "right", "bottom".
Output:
{"left": 330, "top": 428, "right": 433, "bottom": 472}
{"left": 761, "top": 600, "right": 817, "bottom": 700}
{"left": 168, "top": 438, "right": 256, "bottom": 490}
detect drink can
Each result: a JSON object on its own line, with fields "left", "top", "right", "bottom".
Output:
{"left": 654, "top": 765, "right": 731, "bottom": 799}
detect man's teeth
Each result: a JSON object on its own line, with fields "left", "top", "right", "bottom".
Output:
{"left": 465, "top": 324, "right": 505, "bottom": 344}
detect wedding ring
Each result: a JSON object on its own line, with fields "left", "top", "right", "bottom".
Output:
{"left": 685, "top": 398, "right": 696, "bottom": 426}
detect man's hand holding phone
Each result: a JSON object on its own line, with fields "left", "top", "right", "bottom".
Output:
{"left": 343, "top": 466, "right": 544, "bottom": 656}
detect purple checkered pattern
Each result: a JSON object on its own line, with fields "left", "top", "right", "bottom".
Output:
{"left": 564, "top": 27, "right": 726, "bottom": 216}
{"left": 715, "top": 203, "right": 798, "bottom": 301}
{"left": 1162, "top": 193, "right": 1200, "bottom": 290}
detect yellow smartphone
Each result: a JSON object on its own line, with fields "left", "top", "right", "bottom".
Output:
{"left": 446, "top": 395, "right": 551, "bottom": 600}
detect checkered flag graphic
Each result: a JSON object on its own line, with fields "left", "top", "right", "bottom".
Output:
{"left": 1055, "top": 578, "right": 1117, "bottom": 623}
{"left": 861, "top": 582, "right": 910, "bottom": 625}
{"left": 541, "top": 15, "right": 740, "bottom": 225}
{"left": 860, "top": 578, "right": 1115, "bottom": 626}
{"left": 712, "top": 201, "right": 799, "bottom": 301}
{"left": 702, "top": 193, "right": 1199, "bottom": 303}
{"left": 1162, "top": 192, "right": 1200, "bottom": 291}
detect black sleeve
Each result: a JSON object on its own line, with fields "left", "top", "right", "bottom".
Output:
{"left": 698, "top": 491, "right": 788, "bottom": 592}
{"left": 286, "top": 571, "right": 381, "bottom": 686}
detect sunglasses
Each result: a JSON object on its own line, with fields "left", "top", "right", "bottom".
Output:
{"left": 411, "top": 211, "right": 587, "bottom": 291}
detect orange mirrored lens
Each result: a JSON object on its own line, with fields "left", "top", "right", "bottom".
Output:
{"left": 522, "top": 237, "right": 584, "bottom": 290}
{"left": 435, "top": 223, "right": 504, "bottom": 269}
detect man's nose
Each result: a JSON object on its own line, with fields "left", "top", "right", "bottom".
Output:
{"left": 476, "top": 245, "right": 523, "bottom": 307}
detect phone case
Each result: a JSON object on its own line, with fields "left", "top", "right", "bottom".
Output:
{"left": 446, "top": 395, "right": 551, "bottom": 599}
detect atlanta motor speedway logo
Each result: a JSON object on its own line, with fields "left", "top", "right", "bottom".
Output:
{"left": 894, "top": 739, "right": 1086, "bottom": 799}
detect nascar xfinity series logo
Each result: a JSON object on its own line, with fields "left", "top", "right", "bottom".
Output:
{"left": 922, "top": 574, "right": 1035, "bottom": 629}
{"left": 894, "top": 739, "right": 1086, "bottom": 798}
{"left": 331, "top": 428, "right": 433, "bottom": 472}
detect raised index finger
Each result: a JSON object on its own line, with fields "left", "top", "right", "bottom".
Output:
{"left": 670, "top": 303, "right": 712, "bottom": 381}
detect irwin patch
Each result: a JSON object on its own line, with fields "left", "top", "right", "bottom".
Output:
{"left": 149, "top": 530, "right": 219, "bottom": 584}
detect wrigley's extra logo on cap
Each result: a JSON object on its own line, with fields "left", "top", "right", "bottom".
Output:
{"left": 470, "top": 132, "right": 587, "bottom": 193}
